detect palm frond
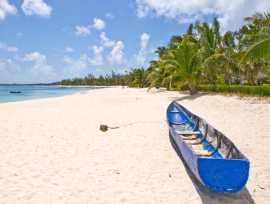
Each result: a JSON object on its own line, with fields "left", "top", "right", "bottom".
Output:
{"left": 242, "top": 37, "right": 270, "bottom": 62}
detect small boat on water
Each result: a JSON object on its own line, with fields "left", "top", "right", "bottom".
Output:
{"left": 9, "top": 91, "right": 22, "bottom": 94}
{"left": 167, "top": 101, "right": 249, "bottom": 193}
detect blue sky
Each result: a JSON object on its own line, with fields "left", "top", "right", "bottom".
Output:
{"left": 1, "top": 0, "right": 270, "bottom": 83}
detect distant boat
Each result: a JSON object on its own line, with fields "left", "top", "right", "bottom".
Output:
{"left": 167, "top": 101, "right": 249, "bottom": 193}
{"left": 9, "top": 91, "right": 22, "bottom": 94}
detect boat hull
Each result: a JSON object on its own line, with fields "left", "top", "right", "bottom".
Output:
{"left": 168, "top": 102, "right": 249, "bottom": 193}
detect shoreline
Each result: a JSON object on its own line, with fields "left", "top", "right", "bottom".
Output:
{"left": 1, "top": 87, "right": 269, "bottom": 106}
{"left": 0, "top": 87, "right": 269, "bottom": 203}
{"left": 0, "top": 86, "right": 104, "bottom": 105}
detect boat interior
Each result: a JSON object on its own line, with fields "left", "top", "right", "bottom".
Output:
{"left": 170, "top": 104, "right": 246, "bottom": 160}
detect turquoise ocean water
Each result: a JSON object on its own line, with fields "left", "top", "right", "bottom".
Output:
{"left": 0, "top": 85, "right": 97, "bottom": 103}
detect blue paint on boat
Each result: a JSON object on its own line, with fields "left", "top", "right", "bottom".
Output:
{"left": 167, "top": 104, "right": 191, "bottom": 125}
{"left": 198, "top": 158, "right": 249, "bottom": 192}
{"left": 167, "top": 101, "right": 250, "bottom": 193}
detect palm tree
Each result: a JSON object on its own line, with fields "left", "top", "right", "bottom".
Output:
{"left": 145, "top": 13, "right": 270, "bottom": 90}
{"left": 196, "top": 18, "right": 221, "bottom": 59}
{"left": 164, "top": 37, "right": 200, "bottom": 94}
{"left": 238, "top": 13, "right": 270, "bottom": 84}
{"left": 128, "top": 68, "right": 149, "bottom": 88}
{"left": 194, "top": 18, "right": 239, "bottom": 84}
{"left": 240, "top": 12, "right": 270, "bottom": 61}
{"left": 147, "top": 60, "right": 165, "bottom": 88}
{"left": 242, "top": 37, "right": 270, "bottom": 61}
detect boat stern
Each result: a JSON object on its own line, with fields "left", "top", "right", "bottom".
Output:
{"left": 197, "top": 158, "right": 250, "bottom": 193}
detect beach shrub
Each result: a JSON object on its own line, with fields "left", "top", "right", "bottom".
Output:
{"left": 198, "top": 84, "right": 270, "bottom": 97}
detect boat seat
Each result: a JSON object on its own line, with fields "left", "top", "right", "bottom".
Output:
{"left": 187, "top": 140, "right": 202, "bottom": 144}
{"left": 177, "top": 131, "right": 201, "bottom": 135}
{"left": 190, "top": 144, "right": 205, "bottom": 150}
{"left": 193, "top": 149, "right": 213, "bottom": 157}
{"left": 185, "top": 142, "right": 212, "bottom": 156}
{"left": 171, "top": 122, "right": 185, "bottom": 126}
{"left": 191, "top": 134, "right": 222, "bottom": 157}
{"left": 172, "top": 120, "right": 200, "bottom": 136}
{"left": 182, "top": 134, "right": 198, "bottom": 140}
{"left": 182, "top": 134, "right": 204, "bottom": 142}
{"left": 188, "top": 125, "right": 209, "bottom": 145}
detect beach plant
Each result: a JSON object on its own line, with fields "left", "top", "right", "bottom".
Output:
{"left": 163, "top": 37, "right": 201, "bottom": 94}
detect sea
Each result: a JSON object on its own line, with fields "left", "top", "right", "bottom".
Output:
{"left": 0, "top": 85, "right": 98, "bottom": 103}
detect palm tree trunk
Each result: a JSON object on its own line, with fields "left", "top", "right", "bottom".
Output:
{"left": 169, "top": 76, "right": 172, "bottom": 90}
{"left": 189, "top": 83, "right": 198, "bottom": 95}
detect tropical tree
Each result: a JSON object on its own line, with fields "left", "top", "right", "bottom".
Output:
{"left": 147, "top": 60, "right": 165, "bottom": 88}
{"left": 163, "top": 37, "right": 201, "bottom": 94}
{"left": 240, "top": 12, "right": 270, "bottom": 61}
{"left": 128, "top": 68, "right": 149, "bottom": 88}
{"left": 196, "top": 18, "right": 221, "bottom": 59}
{"left": 238, "top": 12, "right": 270, "bottom": 84}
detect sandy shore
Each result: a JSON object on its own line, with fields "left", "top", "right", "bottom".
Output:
{"left": 0, "top": 87, "right": 269, "bottom": 204}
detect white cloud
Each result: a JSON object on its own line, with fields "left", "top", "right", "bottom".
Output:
{"left": 23, "top": 52, "right": 56, "bottom": 81}
{"left": 75, "top": 25, "right": 90, "bottom": 36}
{"left": 108, "top": 41, "right": 125, "bottom": 65}
{"left": 0, "top": 52, "right": 57, "bottom": 83}
{"left": 65, "top": 47, "right": 74, "bottom": 53}
{"left": 136, "top": 32, "right": 150, "bottom": 66}
{"left": 7, "top": 46, "right": 19, "bottom": 52}
{"left": 0, "top": 0, "right": 17, "bottom": 20}
{"left": 92, "top": 18, "right": 106, "bottom": 30}
{"left": 140, "top": 33, "right": 150, "bottom": 50}
{"left": 63, "top": 54, "right": 90, "bottom": 77}
{"left": 100, "top": 32, "right": 115, "bottom": 48}
{"left": 30, "top": 62, "right": 55, "bottom": 82}
{"left": 22, "top": 0, "right": 52, "bottom": 17}
{"left": 135, "top": 0, "right": 270, "bottom": 31}
{"left": 63, "top": 55, "right": 88, "bottom": 70}
{"left": 99, "top": 32, "right": 126, "bottom": 66}
{"left": 23, "top": 52, "right": 46, "bottom": 63}
{"left": 0, "top": 58, "right": 21, "bottom": 83}
{"left": 0, "top": 58, "right": 19, "bottom": 72}
{"left": 75, "top": 17, "right": 106, "bottom": 36}
{"left": 89, "top": 46, "right": 104, "bottom": 66}
{"left": 0, "top": 42, "right": 19, "bottom": 53}
{"left": 63, "top": 46, "right": 104, "bottom": 77}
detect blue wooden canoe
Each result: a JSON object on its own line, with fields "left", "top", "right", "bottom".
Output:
{"left": 167, "top": 101, "right": 249, "bottom": 193}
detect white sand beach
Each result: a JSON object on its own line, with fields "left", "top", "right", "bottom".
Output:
{"left": 0, "top": 87, "right": 269, "bottom": 204}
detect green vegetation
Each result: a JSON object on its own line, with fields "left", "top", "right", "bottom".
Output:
{"left": 60, "top": 72, "right": 129, "bottom": 86}
{"left": 60, "top": 12, "right": 270, "bottom": 96}
{"left": 198, "top": 85, "right": 270, "bottom": 97}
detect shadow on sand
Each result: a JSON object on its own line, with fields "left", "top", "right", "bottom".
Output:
{"left": 169, "top": 134, "right": 255, "bottom": 204}
{"left": 169, "top": 93, "right": 208, "bottom": 102}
